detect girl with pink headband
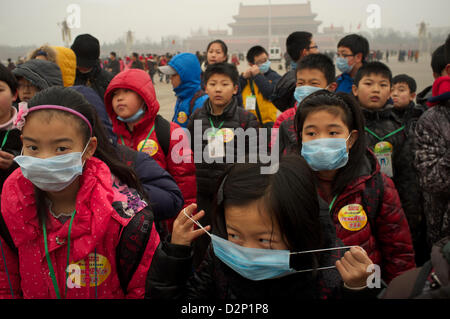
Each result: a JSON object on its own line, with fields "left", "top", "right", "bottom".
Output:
{"left": 0, "top": 86, "right": 162, "bottom": 299}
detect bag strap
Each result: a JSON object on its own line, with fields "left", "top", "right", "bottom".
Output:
{"left": 154, "top": 115, "right": 171, "bottom": 157}
{"left": 249, "top": 79, "right": 264, "bottom": 124}
{"left": 189, "top": 89, "right": 206, "bottom": 115}
{"left": 409, "top": 260, "right": 433, "bottom": 298}
{"left": 116, "top": 207, "right": 154, "bottom": 294}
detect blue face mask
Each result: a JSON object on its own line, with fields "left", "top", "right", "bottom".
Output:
{"left": 14, "top": 142, "right": 90, "bottom": 192}
{"left": 183, "top": 210, "right": 356, "bottom": 281}
{"left": 301, "top": 136, "right": 351, "bottom": 171}
{"left": 294, "top": 86, "right": 323, "bottom": 104}
{"left": 258, "top": 61, "right": 271, "bottom": 74}
{"left": 117, "top": 108, "right": 145, "bottom": 123}
{"left": 336, "top": 57, "right": 354, "bottom": 74}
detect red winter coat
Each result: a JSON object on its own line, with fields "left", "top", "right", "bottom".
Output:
{"left": 0, "top": 157, "right": 160, "bottom": 299}
{"left": 329, "top": 151, "right": 415, "bottom": 283}
{"left": 104, "top": 69, "right": 197, "bottom": 212}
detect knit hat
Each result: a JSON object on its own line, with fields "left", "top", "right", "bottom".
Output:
{"left": 70, "top": 34, "right": 100, "bottom": 68}
{"left": 427, "top": 76, "right": 450, "bottom": 107}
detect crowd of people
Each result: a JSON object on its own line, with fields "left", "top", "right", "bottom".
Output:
{"left": 0, "top": 29, "right": 449, "bottom": 302}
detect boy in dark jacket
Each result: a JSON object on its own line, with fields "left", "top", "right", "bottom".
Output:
{"left": 352, "top": 62, "right": 425, "bottom": 265}
{"left": 187, "top": 62, "right": 259, "bottom": 267}
{"left": 271, "top": 31, "right": 319, "bottom": 112}
{"left": 391, "top": 74, "right": 426, "bottom": 132}
{"left": 239, "top": 45, "right": 281, "bottom": 127}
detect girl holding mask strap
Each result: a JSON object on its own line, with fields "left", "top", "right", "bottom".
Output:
{"left": 294, "top": 90, "right": 415, "bottom": 284}
{"left": 146, "top": 156, "right": 378, "bottom": 299}
{"left": 0, "top": 87, "right": 161, "bottom": 299}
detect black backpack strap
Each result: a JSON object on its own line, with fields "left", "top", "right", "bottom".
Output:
{"left": 154, "top": 115, "right": 171, "bottom": 157}
{"left": 189, "top": 89, "right": 206, "bottom": 115}
{"left": 116, "top": 206, "right": 154, "bottom": 294}
{"left": 409, "top": 260, "right": 433, "bottom": 298}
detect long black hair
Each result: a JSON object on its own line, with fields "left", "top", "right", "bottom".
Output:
{"left": 212, "top": 155, "right": 324, "bottom": 257}
{"left": 294, "top": 90, "right": 367, "bottom": 196}
{"left": 27, "top": 86, "right": 146, "bottom": 226}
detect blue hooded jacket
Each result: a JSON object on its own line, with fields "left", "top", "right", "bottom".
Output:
{"left": 169, "top": 53, "right": 208, "bottom": 128}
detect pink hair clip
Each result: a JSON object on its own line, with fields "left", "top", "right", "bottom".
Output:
{"left": 14, "top": 102, "right": 29, "bottom": 130}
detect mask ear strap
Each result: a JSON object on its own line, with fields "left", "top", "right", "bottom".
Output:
{"left": 289, "top": 245, "right": 359, "bottom": 255}
{"left": 183, "top": 208, "right": 212, "bottom": 237}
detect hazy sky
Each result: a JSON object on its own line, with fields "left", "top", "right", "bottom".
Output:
{"left": 0, "top": 0, "right": 448, "bottom": 47}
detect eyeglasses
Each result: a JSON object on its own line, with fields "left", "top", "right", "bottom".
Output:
{"left": 336, "top": 52, "right": 355, "bottom": 58}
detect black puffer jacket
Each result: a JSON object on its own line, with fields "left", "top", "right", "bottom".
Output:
{"left": 270, "top": 69, "right": 296, "bottom": 112}
{"left": 145, "top": 197, "right": 378, "bottom": 299}
{"left": 362, "top": 104, "right": 424, "bottom": 251}
{"left": 74, "top": 63, "right": 114, "bottom": 99}
{"left": 187, "top": 97, "right": 259, "bottom": 197}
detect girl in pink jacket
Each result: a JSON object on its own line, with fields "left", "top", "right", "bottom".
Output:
{"left": 0, "top": 86, "right": 160, "bottom": 299}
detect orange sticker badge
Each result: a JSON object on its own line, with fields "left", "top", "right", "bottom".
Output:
{"left": 137, "top": 139, "right": 159, "bottom": 156}
{"left": 73, "top": 253, "right": 111, "bottom": 287}
{"left": 177, "top": 111, "right": 188, "bottom": 124}
{"left": 338, "top": 204, "right": 368, "bottom": 231}
{"left": 219, "top": 128, "right": 235, "bottom": 143}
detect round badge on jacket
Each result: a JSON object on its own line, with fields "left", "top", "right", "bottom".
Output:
{"left": 219, "top": 128, "right": 235, "bottom": 143}
{"left": 338, "top": 204, "right": 368, "bottom": 231}
{"left": 137, "top": 139, "right": 159, "bottom": 156}
{"left": 177, "top": 111, "right": 188, "bottom": 124}
{"left": 73, "top": 253, "right": 111, "bottom": 287}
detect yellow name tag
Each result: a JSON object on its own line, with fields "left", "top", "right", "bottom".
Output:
{"left": 338, "top": 204, "right": 368, "bottom": 231}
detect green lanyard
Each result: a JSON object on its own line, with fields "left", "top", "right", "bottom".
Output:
{"left": 329, "top": 195, "right": 338, "bottom": 213}
{"left": 208, "top": 118, "right": 225, "bottom": 135}
{"left": 364, "top": 126, "right": 405, "bottom": 142}
{"left": 0, "top": 130, "right": 10, "bottom": 150}
{"left": 120, "top": 124, "right": 155, "bottom": 153}
{"left": 43, "top": 210, "right": 76, "bottom": 299}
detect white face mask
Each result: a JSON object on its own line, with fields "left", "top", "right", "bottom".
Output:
{"left": 14, "top": 142, "right": 90, "bottom": 192}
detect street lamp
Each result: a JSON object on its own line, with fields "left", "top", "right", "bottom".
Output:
{"left": 268, "top": 0, "right": 272, "bottom": 48}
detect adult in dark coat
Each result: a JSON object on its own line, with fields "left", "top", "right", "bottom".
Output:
{"left": 71, "top": 34, "right": 114, "bottom": 100}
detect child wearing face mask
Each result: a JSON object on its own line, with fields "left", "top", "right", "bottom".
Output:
{"left": 294, "top": 90, "right": 415, "bottom": 284}
{"left": 146, "top": 156, "right": 382, "bottom": 299}
{"left": 271, "top": 53, "right": 337, "bottom": 155}
{"left": 240, "top": 45, "right": 281, "bottom": 128}
{"left": 104, "top": 69, "right": 197, "bottom": 234}
{"left": 0, "top": 87, "right": 161, "bottom": 299}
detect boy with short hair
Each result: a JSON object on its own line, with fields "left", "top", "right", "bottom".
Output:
{"left": 336, "top": 34, "right": 370, "bottom": 93}
{"left": 271, "top": 31, "right": 319, "bottom": 112}
{"left": 159, "top": 52, "right": 208, "bottom": 128}
{"left": 391, "top": 74, "right": 426, "bottom": 129}
{"left": 240, "top": 45, "right": 281, "bottom": 127}
{"left": 353, "top": 62, "right": 425, "bottom": 265}
{"left": 271, "top": 53, "right": 337, "bottom": 154}
{"left": 187, "top": 62, "right": 259, "bottom": 267}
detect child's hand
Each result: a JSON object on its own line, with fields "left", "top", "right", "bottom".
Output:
{"left": 171, "top": 204, "right": 211, "bottom": 246}
{"left": 336, "top": 246, "right": 374, "bottom": 289}
{"left": 0, "top": 151, "right": 14, "bottom": 170}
